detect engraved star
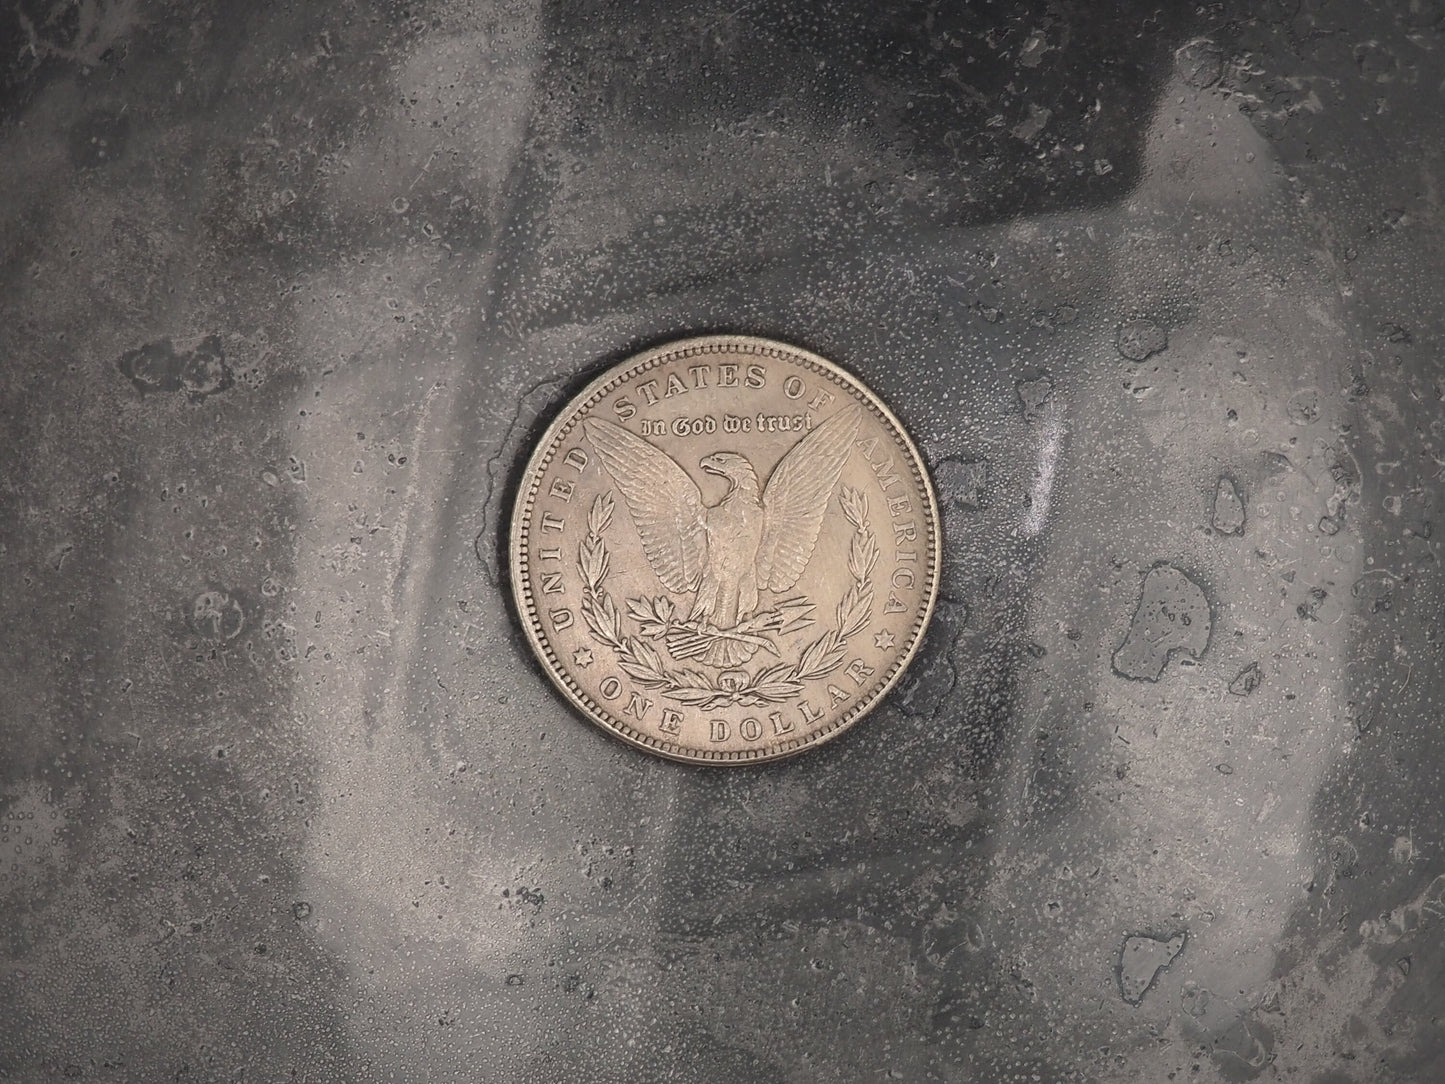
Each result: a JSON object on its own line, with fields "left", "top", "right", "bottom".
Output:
{"left": 572, "top": 647, "right": 594, "bottom": 669}
{"left": 873, "top": 629, "right": 896, "bottom": 651}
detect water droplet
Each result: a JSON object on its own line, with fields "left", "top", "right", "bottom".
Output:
{"left": 1119, "top": 931, "right": 1186, "bottom": 1005}
{"left": 1328, "top": 835, "right": 1359, "bottom": 877}
{"left": 1112, "top": 564, "right": 1212, "bottom": 681}
{"left": 1116, "top": 319, "right": 1167, "bottom": 362}
{"left": 934, "top": 457, "right": 989, "bottom": 511}
{"left": 117, "top": 335, "right": 231, "bottom": 400}
{"left": 179, "top": 336, "right": 230, "bottom": 398}
{"left": 1354, "top": 41, "right": 1399, "bottom": 83}
{"left": 1211, "top": 475, "right": 1246, "bottom": 535}
{"left": 1016, "top": 374, "right": 1054, "bottom": 422}
{"left": 1180, "top": 981, "right": 1212, "bottom": 1018}
{"left": 1286, "top": 387, "right": 1320, "bottom": 425}
{"left": 1175, "top": 39, "right": 1224, "bottom": 88}
{"left": 1229, "top": 662, "right": 1262, "bottom": 696}
{"left": 189, "top": 590, "right": 246, "bottom": 641}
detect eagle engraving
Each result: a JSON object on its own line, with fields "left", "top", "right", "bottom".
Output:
{"left": 582, "top": 403, "right": 862, "bottom": 665}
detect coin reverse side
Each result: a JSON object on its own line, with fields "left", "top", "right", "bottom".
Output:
{"left": 509, "top": 336, "right": 940, "bottom": 764}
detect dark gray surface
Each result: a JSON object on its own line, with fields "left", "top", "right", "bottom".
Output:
{"left": 3, "top": 1, "right": 1445, "bottom": 1081}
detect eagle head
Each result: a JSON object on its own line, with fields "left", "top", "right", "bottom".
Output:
{"left": 700, "top": 452, "right": 759, "bottom": 492}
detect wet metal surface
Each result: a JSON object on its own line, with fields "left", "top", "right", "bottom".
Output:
{"left": 4, "top": 1, "right": 1445, "bottom": 1081}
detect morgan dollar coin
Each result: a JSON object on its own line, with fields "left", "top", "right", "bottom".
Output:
{"left": 509, "top": 335, "right": 940, "bottom": 764}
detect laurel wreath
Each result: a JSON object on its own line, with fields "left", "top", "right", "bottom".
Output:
{"left": 577, "top": 487, "right": 877, "bottom": 709}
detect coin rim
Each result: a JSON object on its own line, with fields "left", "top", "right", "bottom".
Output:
{"left": 508, "top": 334, "right": 941, "bottom": 765}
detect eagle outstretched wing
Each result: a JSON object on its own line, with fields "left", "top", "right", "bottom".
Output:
{"left": 581, "top": 418, "right": 709, "bottom": 593}
{"left": 756, "top": 403, "right": 863, "bottom": 592}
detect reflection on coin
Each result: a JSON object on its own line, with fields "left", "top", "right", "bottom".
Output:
{"left": 509, "top": 336, "right": 940, "bottom": 764}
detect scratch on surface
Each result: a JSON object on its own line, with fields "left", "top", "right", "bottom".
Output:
{"left": 1023, "top": 406, "right": 1065, "bottom": 537}
{"left": 375, "top": 374, "right": 455, "bottom": 737}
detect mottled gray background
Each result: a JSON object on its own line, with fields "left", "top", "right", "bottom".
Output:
{"left": 3, "top": 1, "right": 1445, "bottom": 1081}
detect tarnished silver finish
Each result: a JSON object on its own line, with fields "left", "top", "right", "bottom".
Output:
{"left": 510, "top": 336, "right": 940, "bottom": 763}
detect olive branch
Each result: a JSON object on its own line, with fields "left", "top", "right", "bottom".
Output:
{"left": 577, "top": 487, "right": 876, "bottom": 709}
